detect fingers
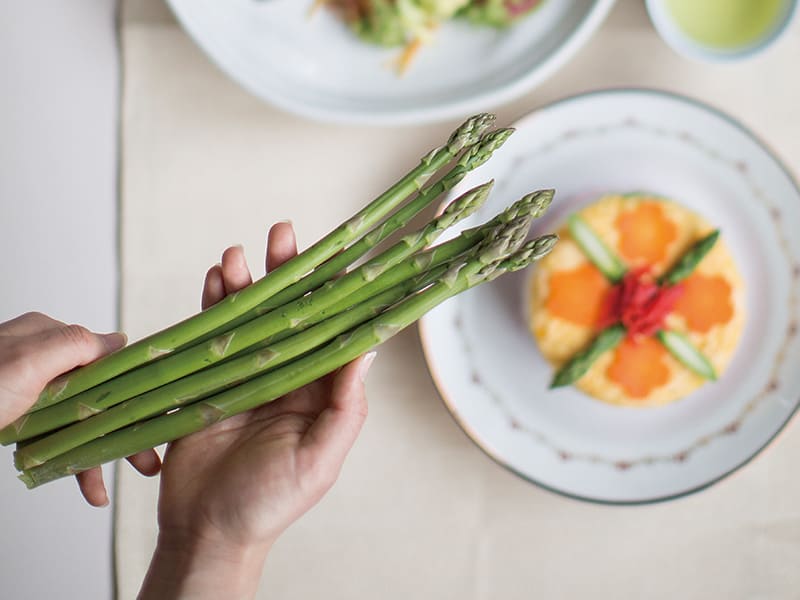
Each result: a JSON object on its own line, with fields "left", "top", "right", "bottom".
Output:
{"left": 0, "top": 312, "right": 64, "bottom": 337}
{"left": 76, "top": 467, "right": 109, "bottom": 507}
{"left": 126, "top": 448, "right": 162, "bottom": 477}
{"left": 220, "top": 246, "right": 253, "bottom": 294}
{"left": 75, "top": 449, "right": 161, "bottom": 508}
{"left": 202, "top": 265, "right": 225, "bottom": 310}
{"left": 298, "top": 352, "right": 375, "bottom": 485}
{"left": 29, "top": 326, "right": 127, "bottom": 386}
{"left": 202, "top": 221, "right": 296, "bottom": 311}
{"left": 266, "top": 222, "right": 297, "bottom": 273}
{"left": 202, "top": 245, "right": 254, "bottom": 311}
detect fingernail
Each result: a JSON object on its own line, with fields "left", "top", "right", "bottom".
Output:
{"left": 102, "top": 332, "right": 127, "bottom": 352}
{"left": 358, "top": 351, "right": 377, "bottom": 382}
{"left": 278, "top": 219, "right": 293, "bottom": 225}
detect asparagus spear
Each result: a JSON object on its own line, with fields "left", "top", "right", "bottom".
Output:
{"left": 659, "top": 230, "right": 719, "bottom": 285}
{"left": 239, "top": 187, "right": 551, "bottom": 353}
{"left": 14, "top": 223, "right": 558, "bottom": 470}
{"left": 550, "top": 324, "right": 626, "bottom": 388}
{"left": 17, "top": 229, "right": 547, "bottom": 469}
{"left": 19, "top": 232, "right": 557, "bottom": 488}
{"left": 657, "top": 330, "right": 717, "bottom": 380}
{"left": 489, "top": 235, "right": 559, "bottom": 276}
{"left": 15, "top": 260, "right": 460, "bottom": 469}
{"left": 567, "top": 214, "right": 627, "bottom": 283}
{"left": 29, "top": 114, "right": 495, "bottom": 413}
{"left": 225, "top": 187, "right": 553, "bottom": 355}
{"left": 3, "top": 183, "right": 496, "bottom": 444}
{"left": 4, "top": 188, "right": 553, "bottom": 445}
{"left": 196, "top": 128, "right": 516, "bottom": 339}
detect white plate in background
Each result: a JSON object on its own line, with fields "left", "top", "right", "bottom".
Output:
{"left": 166, "top": 0, "right": 616, "bottom": 124}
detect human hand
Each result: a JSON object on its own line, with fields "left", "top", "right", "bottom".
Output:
{"left": 139, "top": 222, "right": 373, "bottom": 599}
{"left": 0, "top": 312, "right": 162, "bottom": 506}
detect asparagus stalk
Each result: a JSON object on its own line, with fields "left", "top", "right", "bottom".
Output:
{"left": 15, "top": 260, "right": 462, "bottom": 469}
{"left": 550, "top": 324, "right": 626, "bottom": 388}
{"left": 5, "top": 189, "right": 553, "bottom": 447}
{"left": 196, "top": 128, "right": 516, "bottom": 341}
{"left": 2, "top": 183, "right": 496, "bottom": 444}
{"left": 657, "top": 330, "right": 717, "bottom": 380}
{"left": 220, "top": 187, "right": 553, "bottom": 358}
{"left": 6, "top": 189, "right": 552, "bottom": 446}
{"left": 568, "top": 214, "right": 627, "bottom": 283}
{"left": 23, "top": 221, "right": 544, "bottom": 468}
{"left": 659, "top": 230, "right": 719, "bottom": 285}
{"left": 245, "top": 187, "right": 552, "bottom": 353}
{"left": 19, "top": 232, "right": 556, "bottom": 488}
{"left": 29, "top": 114, "right": 495, "bottom": 413}
{"left": 17, "top": 228, "right": 532, "bottom": 469}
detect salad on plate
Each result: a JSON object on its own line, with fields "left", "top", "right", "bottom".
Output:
{"left": 322, "top": 0, "right": 545, "bottom": 70}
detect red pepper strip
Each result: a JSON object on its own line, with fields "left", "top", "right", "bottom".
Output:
{"left": 596, "top": 269, "right": 685, "bottom": 338}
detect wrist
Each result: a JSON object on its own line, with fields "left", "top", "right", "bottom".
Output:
{"left": 138, "top": 530, "right": 273, "bottom": 600}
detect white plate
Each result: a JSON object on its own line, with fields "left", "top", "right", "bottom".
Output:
{"left": 165, "top": 0, "right": 616, "bottom": 125}
{"left": 419, "top": 89, "right": 800, "bottom": 504}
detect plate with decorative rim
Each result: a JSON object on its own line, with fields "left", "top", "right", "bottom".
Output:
{"left": 419, "top": 88, "right": 800, "bottom": 504}
{"left": 165, "top": 0, "right": 616, "bottom": 125}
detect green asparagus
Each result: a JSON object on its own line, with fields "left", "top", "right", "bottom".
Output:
{"left": 15, "top": 260, "right": 461, "bottom": 469}
{"left": 550, "top": 324, "right": 627, "bottom": 388}
{"left": 2, "top": 182, "right": 495, "bottom": 443}
{"left": 567, "top": 214, "right": 627, "bottom": 283}
{"left": 18, "top": 234, "right": 559, "bottom": 469}
{"left": 659, "top": 230, "right": 720, "bottom": 285}
{"left": 19, "top": 231, "right": 556, "bottom": 488}
{"left": 194, "top": 128, "right": 516, "bottom": 343}
{"left": 29, "top": 113, "right": 495, "bottom": 412}
{"left": 657, "top": 330, "right": 717, "bottom": 380}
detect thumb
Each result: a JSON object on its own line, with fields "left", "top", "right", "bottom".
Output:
{"left": 30, "top": 325, "right": 127, "bottom": 384}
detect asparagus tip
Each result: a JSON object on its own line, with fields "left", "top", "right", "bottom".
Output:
{"left": 521, "top": 189, "right": 555, "bottom": 218}
{"left": 490, "top": 233, "right": 559, "bottom": 274}
{"left": 439, "top": 180, "right": 494, "bottom": 228}
{"left": 446, "top": 113, "right": 497, "bottom": 153}
{"left": 460, "top": 128, "right": 515, "bottom": 170}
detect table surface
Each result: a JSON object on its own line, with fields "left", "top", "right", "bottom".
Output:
{"left": 115, "top": 0, "right": 800, "bottom": 598}
{"left": 0, "top": 1, "right": 118, "bottom": 598}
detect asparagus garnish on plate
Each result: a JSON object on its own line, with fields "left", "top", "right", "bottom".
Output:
{"left": 550, "top": 219, "right": 721, "bottom": 388}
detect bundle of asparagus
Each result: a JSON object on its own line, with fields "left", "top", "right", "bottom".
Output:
{"left": 3, "top": 114, "right": 557, "bottom": 489}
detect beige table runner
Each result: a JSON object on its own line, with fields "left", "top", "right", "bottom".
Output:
{"left": 116, "top": 1, "right": 800, "bottom": 598}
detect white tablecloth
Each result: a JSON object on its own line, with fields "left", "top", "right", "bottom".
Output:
{"left": 116, "top": 1, "right": 800, "bottom": 598}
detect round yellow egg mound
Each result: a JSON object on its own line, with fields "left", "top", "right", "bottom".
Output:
{"left": 528, "top": 193, "right": 746, "bottom": 407}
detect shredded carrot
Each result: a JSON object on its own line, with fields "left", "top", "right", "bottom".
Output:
{"left": 395, "top": 38, "right": 423, "bottom": 75}
{"left": 607, "top": 336, "right": 671, "bottom": 398}
{"left": 616, "top": 202, "right": 678, "bottom": 265}
{"left": 546, "top": 263, "right": 611, "bottom": 327}
{"left": 673, "top": 273, "right": 733, "bottom": 333}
